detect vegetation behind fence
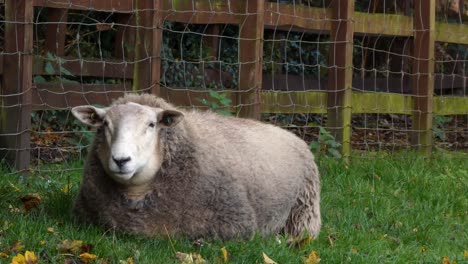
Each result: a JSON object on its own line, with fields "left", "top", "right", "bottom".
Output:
{"left": 0, "top": 0, "right": 467, "bottom": 172}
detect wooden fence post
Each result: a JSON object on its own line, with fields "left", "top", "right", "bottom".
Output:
{"left": 0, "top": 0, "right": 34, "bottom": 172}
{"left": 327, "top": 0, "right": 354, "bottom": 161}
{"left": 44, "top": 8, "right": 68, "bottom": 56}
{"left": 150, "top": 0, "right": 163, "bottom": 96}
{"left": 237, "top": 0, "right": 264, "bottom": 119}
{"left": 412, "top": 0, "right": 435, "bottom": 154}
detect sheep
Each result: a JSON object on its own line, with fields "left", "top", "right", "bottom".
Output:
{"left": 71, "top": 93, "right": 321, "bottom": 239}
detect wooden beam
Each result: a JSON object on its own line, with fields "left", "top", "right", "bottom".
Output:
{"left": 44, "top": 8, "right": 68, "bottom": 56}
{"left": 412, "top": 0, "right": 436, "bottom": 154}
{"left": 150, "top": 0, "right": 164, "bottom": 96}
{"left": 34, "top": 0, "right": 134, "bottom": 12}
{"left": 1, "top": 0, "right": 34, "bottom": 172}
{"left": 237, "top": 0, "right": 264, "bottom": 119}
{"left": 327, "top": 0, "right": 354, "bottom": 161}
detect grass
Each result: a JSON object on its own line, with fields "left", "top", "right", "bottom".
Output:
{"left": 0, "top": 151, "right": 467, "bottom": 263}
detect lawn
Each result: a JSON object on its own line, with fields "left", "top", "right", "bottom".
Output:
{"left": 0, "top": 151, "right": 466, "bottom": 263}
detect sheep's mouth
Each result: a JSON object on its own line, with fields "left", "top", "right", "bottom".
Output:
{"left": 111, "top": 170, "right": 136, "bottom": 181}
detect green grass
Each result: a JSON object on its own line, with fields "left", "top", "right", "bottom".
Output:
{"left": 0, "top": 151, "right": 467, "bottom": 263}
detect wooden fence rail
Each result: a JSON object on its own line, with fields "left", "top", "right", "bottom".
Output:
{"left": 1, "top": 0, "right": 468, "bottom": 171}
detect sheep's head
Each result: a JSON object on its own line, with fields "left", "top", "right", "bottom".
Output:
{"left": 72, "top": 102, "right": 183, "bottom": 185}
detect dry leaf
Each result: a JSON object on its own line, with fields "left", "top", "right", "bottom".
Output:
{"left": 220, "top": 247, "right": 230, "bottom": 262}
{"left": 20, "top": 193, "right": 42, "bottom": 213}
{"left": 175, "top": 252, "right": 193, "bottom": 263}
{"left": 10, "top": 240, "right": 24, "bottom": 252}
{"left": 80, "top": 253, "right": 98, "bottom": 263}
{"left": 351, "top": 248, "right": 358, "bottom": 253}
{"left": 262, "top": 252, "right": 277, "bottom": 264}
{"left": 287, "top": 236, "right": 313, "bottom": 250}
{"left": 12, "top": 253, "right": 26, "bottom": 264}
{"left": 25, "top": 251, "right": 39, "bottom": 264}
{"left": 57, "top": 239, "right": 83, "bottom": 254}
{"left": 119, "top": 257, "right": 134, "bottom": 264}
{"left": 303, "top": 251, "right": 321, "bottom": 264}
{"left": 442, "top": 256, "right": 451, "bottom": 264}
{"left": 62, "top": 183, "right": 72, "bottom": 193}
{"left": 96, "top": 23, "right": 114, "bottom": 31}
{"left": 328, "top": 235, "right": 335, "bottom": 247}
{"left": 0, "top": 252, "right": 9, "bottom": 258}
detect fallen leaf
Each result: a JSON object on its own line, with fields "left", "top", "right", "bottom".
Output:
{"left": 9, "top": 182, "right": 21, "bottom": 192}
{"left": 328, "top": 235, "right": 335, "bottom": 247}
{"left": 287, "top": 236, "right": 313, "bottom": 250}
{"left": 303, "top": 251, "right": 321, "bottom": 264}
{"left": 20, "top": 193, "right": 42, "bottom": 213}
{"left": 442, "top": 256, "right": 450, "bottom": 264}
{"left": 62, "top": 183, "right": 73, "bottom": 193}
{"left": 175, "top": 252, "right": 193, "bottom": 263}
{"left": 80, "top": 252, "right": 97, "bottom": 263}
{"left": 220, "top": 247, "right": 230, "bottom": 262}
{"left": 421, "top": 247, "right": 426, "bottom": 254}
{"left": 119, "top": 257, "right": 134, "bottom": 264}
{"left": 10, "top": 240, "right": 24, "bottom": 252}
{"left": 57, "top": 240, "right": 83, "bottom": 254}
{"left": 351, "top": 248, "right": 358, "bottom": 253}
{"left": 12, "top": 253, "right": 26, "bottom": 264}
{"left": 464, "top": 250, "right": 468, "bottom": 257}
{"left": 25, "top": 251, "right": 39, "bottom": 264}
{"left": 262, "top": 252, "right": 277, "bottom": 264}
{"left": 47, "top": 227, "right": 58, "bottom": 235}
{"left": 0, "top": 252, "right": 8, "bottom": 258}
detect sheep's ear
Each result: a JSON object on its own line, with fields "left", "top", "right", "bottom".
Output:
{"left": 158, "top": 110, "right": 184, "bottom": 128}
{"left": 71, "top": 106, "right": 108, "bottom": 127}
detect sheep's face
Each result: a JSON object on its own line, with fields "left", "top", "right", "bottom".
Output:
{"left": 72, "top": 102, "right": 183, "bottom": 185}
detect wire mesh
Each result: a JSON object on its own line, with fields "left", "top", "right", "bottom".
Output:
{"left": 0, "top": 0, "right": 467, "bottom": 173}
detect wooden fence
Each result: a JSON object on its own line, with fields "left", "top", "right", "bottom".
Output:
{"left": 0, "top": 0, "right": 467, "bottom": 171}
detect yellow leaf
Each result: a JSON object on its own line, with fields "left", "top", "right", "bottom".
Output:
{"left": 287, "top": 236, "right": 313, "bottom": 250}
{"left": 192, "top": 253, "right": 207, "bottom": 264}
{"left": 12, "top": 253, "right": 26, "bottom": 264}
{"left": 421, "top": 247, "right": 426, "bottom": 254}
{"left": 25, "top": 251, "right": 38, "bottom": 264}
{"left": 442, "top": 256, "right": 451, "bottom": 264}
{"left": 9, "top": 182, "right": 20, "bottom": 192}
{"left": 175, "top": 252, "right": 194, "bottom": 264}
{"left": 304, "top": 251, "right": 321, "bottom": 264}
{"left": 125, "top": 257, "right": 134, "bottom": 264}
{"left": 61, "top": 183, "right": 72, "bottom": 193}
{"left": 351, "top": 248, "right": 358, "bottom": 253}
{"left": 57, "top": 239, "right": 83, "bottom": 254}
{"left": 80, "top": 252, "right": 98, "bottom": 263}
{"left": 262, "top": 252, "right": 277, "bottom": 264}
{"left": 464, "top": 250, "right": 468, "bottom": 257}
{"left": 220, "top": 247, "right": 230, "bottom": 263}
{"left": 10, "top": 240, "right": 24, "bottom": 252}
{"left": 0, "top": 252, "right": 8, "bottom": 258}
{"left": 47, "top": 227, "right": 57, "bottom": 234}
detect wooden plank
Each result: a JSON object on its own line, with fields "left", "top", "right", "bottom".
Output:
{"left": 264, "top": 3, "right": 330, "bottom": 31}
{"left": 33, "top": 56, "right": 134, "bottom": 79}
{"left": 0, "top": 0, "right": 34, "bottom": 172}
{"left": 261, "top": 91, "right": 327, "bottom": 114}
{"left": 412, "top": 0, "right": 436, "bottom": 154}
{"left": 32, "top": 83, "right": 131, "bottom": 109}
{"left": 327, "top": 0, "right": 354, "bottom": 161}
{"left": 354, "top": 12, "right": 413, "bottom": 36}
{"left": 150, "top": 0, "right": 164, "bottom": 96}
{"left": 33, "top": 0, "right": 135, "bottom": 12}
{"left": 132, "top": 0, "right": 153, "bottom": 92}
{"left": 352, "top": 92, "right": 412, "bottom": 115}
{"left": 435, "top": 22, "right": 468, "bottom": 45}
{"left": 44, "top": 8, "right": 68, "bottom": 55}
{"left": 114, "top": 13, "right": 135, "bottom": 59}
{"left": 433, "top": 96, "right": 468, "bottom": 115}
{"left": 237, "top": 0, "right": 264, "bottom": 119}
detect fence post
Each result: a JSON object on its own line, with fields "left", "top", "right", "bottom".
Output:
{"left": 0, "top": 0, "right": 34, "bottom": 172}
{"left": 412, "top": 0, "right": 435, "bottom": 154}
{"left": 44, "top": 8, "right": 68, "bottom": 56}
{"left": 150, "top": 0, "right": 164, "bottom": 96}
{"left": 237, "top": 0, "right": 264, "bottom": 119}
{"left": 132, "top": 0, "right": 156, "bottom": 92}
{"left": 327, "top": 0, "right": 354, "bottom": 161}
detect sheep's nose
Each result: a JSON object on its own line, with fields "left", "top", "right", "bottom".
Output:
{"left": 112, "top": 156, "right": 131, "bottom": 168}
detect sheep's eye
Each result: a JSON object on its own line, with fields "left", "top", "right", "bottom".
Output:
{"left": 149, "top": 122, "right": 156, "bottom": 128}
{"left": 163, "top": 116, "right": 173, "bottom": 126}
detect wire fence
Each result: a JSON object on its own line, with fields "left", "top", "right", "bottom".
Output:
{"left": 0, "top": 0, "right": 467, "bottom": 173}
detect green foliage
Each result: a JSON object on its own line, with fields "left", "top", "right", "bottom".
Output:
{"left": 433, "top": 115, "right": 453, "bottom": 141}
{"left": 309, "top": 126, "right": 342, "bottom": 159}
{"left": 197, "top": 90, "right": 233, "bottom": 116}
{"left": 34, "top": 52, "right": 77, "bottom": 84}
